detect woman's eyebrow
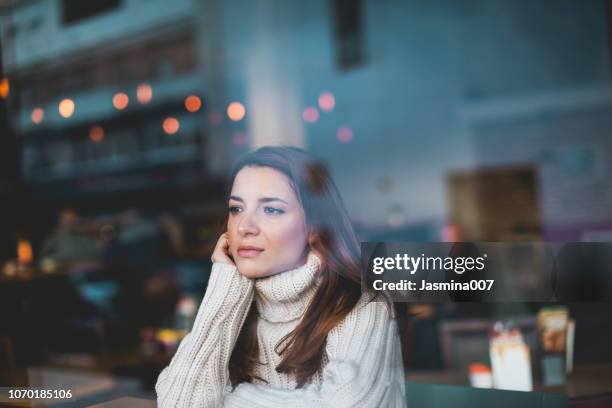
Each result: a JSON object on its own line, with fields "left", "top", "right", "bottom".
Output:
{"left": 228, "top": 195, "right": 288, "bottom": 204}
{"left": 259, "top": 197, "right": 289, "bottom": 204}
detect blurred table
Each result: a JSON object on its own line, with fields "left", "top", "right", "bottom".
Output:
{"left": 406, "top": 363, "right": 612, "bottom": 400}
{"left": 534, "top": 363, "right": 612, "bottom": 399}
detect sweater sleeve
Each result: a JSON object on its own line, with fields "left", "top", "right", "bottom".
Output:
{"left": 155, "top": 262, "right": 255, "bottom": 408}
{"left": 222, "top": 299, "right": 407, "bottom": 408}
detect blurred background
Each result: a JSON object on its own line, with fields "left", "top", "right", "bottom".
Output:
{"left": 1, "top": 0, "right": 611, "bottom": 405}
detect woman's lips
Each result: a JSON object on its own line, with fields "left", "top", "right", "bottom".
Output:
{"left": 237, "top": 248, "right": 264, "bottom": 258}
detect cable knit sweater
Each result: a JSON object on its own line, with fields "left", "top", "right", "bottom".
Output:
{"left": 155, "top": 252, "right": 407, "bottom": 407}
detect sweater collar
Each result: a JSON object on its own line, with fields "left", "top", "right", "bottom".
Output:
{"left": 254, "top": 252, "right": 322, "bottom": 323}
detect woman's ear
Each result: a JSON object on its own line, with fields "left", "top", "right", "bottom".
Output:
{"left": 308, "top": 231, "right": 325, "bottom": 264}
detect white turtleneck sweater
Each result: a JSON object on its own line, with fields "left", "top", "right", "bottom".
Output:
{"left": 155, "top": 253, "right": 407, "bottom": 407}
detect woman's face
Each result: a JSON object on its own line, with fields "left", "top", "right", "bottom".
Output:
{"left": 227, "top": 165, "right": 310, "bottom": 278}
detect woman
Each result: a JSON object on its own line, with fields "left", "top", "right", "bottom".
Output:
{"left": 155, "top": 146, "right": 406, "bottom": 407}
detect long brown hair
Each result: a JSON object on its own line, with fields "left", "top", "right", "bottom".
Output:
{"left": 227, "top": 146, "right": 374, "bottom": 387}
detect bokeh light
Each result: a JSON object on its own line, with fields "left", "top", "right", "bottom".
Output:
{"left": 337, "top": 126, "right": 353, "bottom": 143}
{"left": 31, "top": 108, "right": 44, "bottom": 125}
{"left": 227, "top": 102, "right": 246, "bottom": 121}
{"left": 59, "top": 99, "right": 75, "bottom": 118}
{"left": 387, "top": 204, "right": 407, "bottom": 228}
{"left": 113, "top": 92, "right": 129, "bottom": 110}
{"left": 232, "top": 131, "right": 248, "bottom": 147}
{"left": 302, "top": 107, "right": 319, "bottom": 123}
{"left": 0, "top": 78, "right": 9, "bottom": 99}
{"left": 318, "top": 91, "right": 335, "bottom": 112}
{"left": 163, "top": 117, "right": 180, "bottom": 135}
{"left": 185, "top": 95, "right": 202, "bottom": 113}
{"left": 441, "top": 222, "right": 460, "bottom": 242}
{"left": 89, "top": 125, "right": 105, "bottom": 143}
{"left": 208, "top": 111, "right": 223, "bottom": 126}
{"left": 136, "top": 84, "right": 152, "bottom": 104}
{"left": 17, "top": 239, "right": 33, "bottom": 264}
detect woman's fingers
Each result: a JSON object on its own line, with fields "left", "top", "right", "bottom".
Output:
{"left": 212, "top": 232, "right": 235, "bottom": 265}
{"left": 221, "top": 233, "right": 230, "bottom": 251}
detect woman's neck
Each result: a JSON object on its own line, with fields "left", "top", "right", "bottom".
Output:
{"left": 254, "top": 252, "right": 321, "bottom": 323}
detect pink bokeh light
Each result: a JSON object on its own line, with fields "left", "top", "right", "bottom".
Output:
{"left": 232, "top": 131, "right": 248, "bottom": 147}
{"left": 318, "top": 91, "right": 335, "bottom": 112}
{"left": 337, "top": 126, "right": 353, "bottom": 143}
{"left": 302, "top": 107, "right": 320, "bottom": 123}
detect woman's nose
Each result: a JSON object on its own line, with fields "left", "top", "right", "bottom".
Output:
{"left": 237, "top": 212, "right": 259, "bottom": 236}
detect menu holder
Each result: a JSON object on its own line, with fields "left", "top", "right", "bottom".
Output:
{"left": 490, "top": 336, "right": 533, "bottom": 391}
{"left": 537, "top": 307, "right": 569, "bottom": 385}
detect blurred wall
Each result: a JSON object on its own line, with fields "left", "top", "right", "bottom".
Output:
{"left": 214, "top": 0, "right": 610, "bottom": 229}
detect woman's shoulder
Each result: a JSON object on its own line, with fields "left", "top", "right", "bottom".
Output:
{"left": 353, "top": 291, "right": 396, "bottom": 318}
{"left": 332, "top": 292, "right": 396, "bottom": 333}
{"left": 324, "top": 291, "right": 398, "bottom": 353}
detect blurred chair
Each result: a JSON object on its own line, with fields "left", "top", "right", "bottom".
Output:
{"left": 439, "top": 317, "right": 537, "bottom": 373}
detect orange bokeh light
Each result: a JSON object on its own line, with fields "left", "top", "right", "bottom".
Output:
{"left": 227, "top": 102, "right": 246, "bottom": 121}
{"left": 89, "top": 125, "right": 105, "bottom": 143}
{"left": 136, "top": 84, "right": 152, "bottom": 104}
{"left": 31, "top": 108, "right": 44, "bottom": 125}
{"left": 113, "top": 92, "right": 129, "bottom": 110}
{"left": 318, "top": 91, "right": 335, "bottom": 112}
{"left": 0, "top": 78, "right": 9, "bottom": 99}
{"left": 59, "top": 99, "right": 75, "bottom": 118}
{"left": 163, "top": 117, "right": 180, "bottom": 135}
{"left": 17, "top": 239, "right": 33, "bottom": 264}
{"left": 185, "top": 95, "right": 202, "bottom": 113}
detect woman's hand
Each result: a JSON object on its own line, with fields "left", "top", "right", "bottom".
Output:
{"left": 211, "top": 232, "right": 235, "bottom": 266}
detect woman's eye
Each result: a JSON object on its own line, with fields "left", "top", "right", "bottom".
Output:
{"left": 264, "top": 207, "right": 285, "bottom": 215}
{"left": 229, "top": 206, "right": 242, "bottom": 214}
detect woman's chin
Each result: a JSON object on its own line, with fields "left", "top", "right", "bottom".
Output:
{"left": 236, "top": 262, "right": 277, "bottom": 279}
{"left": 235, "top": 261, "right": 263, "bottom": 278}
